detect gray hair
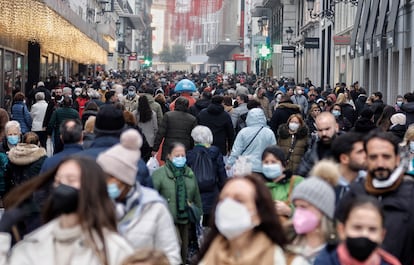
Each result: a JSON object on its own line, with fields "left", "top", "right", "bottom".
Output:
{"left": 191, "top": 125, "right": 213, "bottom": 145}
{"left": 35, "top": 92, "right": 45, "bottom": 101}
{"left": 5, "top": 120, "right": 21, "bottom": 134}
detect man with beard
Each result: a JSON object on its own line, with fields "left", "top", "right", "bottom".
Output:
{"left": 331, "top": 132, "right": 367, "bottom": 202}
{"left": 296, "top": 111, "right": 339, "bottom": 177}
{"left": 336, "top": 130, "right": 414, "bottom": 265}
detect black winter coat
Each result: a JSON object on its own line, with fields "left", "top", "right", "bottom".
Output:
{"left": 197, "top": 103, "right": 234, "bottom": 155}
{"left": 401, "top": 102, "right": 414, "bottom": 128}
{"left": 187, "top": 145, "right": 227, "bottom": 215}
{"left": 153, "top": 110, "right": 197, "bottom": 160}
{"left": 188, "top": 99, "right": 210, "bottom": 117}
{"left": 335, "top": 177, "right": 414, "bottom": 265}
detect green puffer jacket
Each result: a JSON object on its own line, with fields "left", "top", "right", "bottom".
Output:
{"left": 152, "top": 164, "right": 202, "bottom": 224}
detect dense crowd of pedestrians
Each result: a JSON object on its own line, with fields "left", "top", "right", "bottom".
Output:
{"left": 0, "top": 71, "right": 412, "bottom": 265}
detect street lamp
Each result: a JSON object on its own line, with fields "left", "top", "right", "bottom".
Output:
{"left": 115, "top": 19, "right": 121, "bottom": 37}
{"left": 307, "top": 0, "right": 358, "bottom": 21}
{"left": 286, "top": 27, "right": 293, "bottom": 45}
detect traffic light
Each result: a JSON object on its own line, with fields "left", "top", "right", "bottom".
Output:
{"left": 258, "top": 44, "right": 271, "bottom": 59}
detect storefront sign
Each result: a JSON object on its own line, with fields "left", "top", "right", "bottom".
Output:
{"left": 304, "top": 38, "right": 319, "bottom": 49}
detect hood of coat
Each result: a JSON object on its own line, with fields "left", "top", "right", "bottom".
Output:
{"left": 246, "top": 108, "right": 267, "bottom": 127}
{"left": 401, "top": 102, "right": 414, "bottom": 112}
{"left": 276, "top": 102, "right": 301, "bottom": 111}
{"left": 8, "top": 143, "right": 46, "bottom": 165}
{"left": 206, "top": 103, "right": 224, "bottom": 115}
{"left": 278, "top": 123, "right": 308, "bottom": 139}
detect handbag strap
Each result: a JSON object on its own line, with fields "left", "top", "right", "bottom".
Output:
{"left": 286, "top": 175, "right": 297, "bottom": 205}
{"left": 285, "top": 134, "right": 298, "bottom": 163}
{"left": 241, "top": 126, "right": 263, "bottom": 154}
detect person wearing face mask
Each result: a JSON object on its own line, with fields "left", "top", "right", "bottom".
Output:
{"left": 315, "top": 195, "right": 401, "bottom": 265}
{"left": 277, "top": 114, "right": 309, "bottom": 173}
{"left": 123, "top": 86, "right": 139, "bottom": 113}
{"left": 290, "top": 86, "right": 308, "bottom": 117}
{"left": 260, "top": 146, "right": 304, "bottom": 223}
{"left": 152, "top": 142, "right": 202, "bottom": 263}
{"left": 331, "top": 104, "right": 352, "bottom": 132}
{"left": 394, "top": 95, "right": 404, "bottom": 112}
{"left": 1, "top": 121, "right": 22, "bottom": 153}
{"left": 99, "top": 81, "right": 108, "bottom": 102}
{"left": 73, "top": 87, "right": 89, "bottom": 118}
{"left": 0, "top": 156, "right": 134, "bottom": 265}
{"left": 194, "top": 174, "right": 309, "bottom": 265}
{"left": 289, "top": 160, "right": 339, "bottom": 263}
{"left": 97, "top": 129, "right": 181, "bottom": 265}
{"left": 336, "top": 130, "right": 414, "bottom": 265}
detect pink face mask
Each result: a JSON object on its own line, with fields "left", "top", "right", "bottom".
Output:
{"left": 292, "top": 207, "right": 320, "bottom": 234}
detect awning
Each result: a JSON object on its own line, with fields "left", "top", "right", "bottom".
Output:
{"left": 207, "top": 41, "right": 241, "bottom": 57}
{"left": 0, "top": 0, "right": 109, "bottom": 64}
{"left": 119, "top": 13, "right": 146, "bottom": 30}
{"left": 364, "top": 0, "right": 380, "bottom": 55}
{"left": 386, "top": 0, "right": 401, "bottom": 48}
{"left": 349, "top": 0, "right": 364, "bottom": 58}
{"left": 356, "top": 0, "right": 372, "bottom": 57}
{"left": 373, "top": 0, "right": 389, "bottom": 52}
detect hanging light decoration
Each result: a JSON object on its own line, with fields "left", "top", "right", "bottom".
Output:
{"left": 0, "top": 0, "right": 108, "bottom": 64}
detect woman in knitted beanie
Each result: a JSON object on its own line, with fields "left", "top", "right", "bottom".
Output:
{"left": 288, "top": 159, "right": 339, "bottom": 263}
{"left": 97, "top": 129, "right": 181, "bottom": 265}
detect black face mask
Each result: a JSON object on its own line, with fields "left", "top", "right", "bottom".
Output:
{"left": 346, "top": 237, "right": 378, "bottom": 261}
{"left": 50, "top": 184, "right": 79, "bottom": 216}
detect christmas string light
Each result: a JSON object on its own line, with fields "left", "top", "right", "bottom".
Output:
{"left": 0, "top": 0, "right": 108, "bottom": 64}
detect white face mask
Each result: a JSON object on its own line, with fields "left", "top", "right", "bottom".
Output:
{"left": 215, "top": 198, "right": 255, "bottom": 240}
{"left": 289, "top": 122, "right": 300, "bottom": 131}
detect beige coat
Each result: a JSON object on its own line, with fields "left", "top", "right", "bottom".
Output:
{"left": 0, "top": 218, "right": 134, "bottom": 265}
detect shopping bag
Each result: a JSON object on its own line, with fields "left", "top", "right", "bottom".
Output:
{"left": 146, "top": 155, "right": 160, "bottom": 175}
{"left": 46, "top": 137, "right": 54, "bottom": 157}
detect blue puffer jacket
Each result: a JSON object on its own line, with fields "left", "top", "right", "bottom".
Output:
{"left": 11, "top": 101, "right": 32, "bottom": 134}
{"left": 227, "top": 108, "right": 276, "bottom": 173}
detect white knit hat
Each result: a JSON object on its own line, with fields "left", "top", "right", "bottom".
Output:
{"left": 97, "top": 129, "right": 142, "bottom": 186}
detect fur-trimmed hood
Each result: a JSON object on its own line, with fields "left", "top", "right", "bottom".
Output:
{"left": 8, "top": 143, "right": 47, "bottom": 165}
{"left": 278, "top": 123, "right": 309, "bottom": 139}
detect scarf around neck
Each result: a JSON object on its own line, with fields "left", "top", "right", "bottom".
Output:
{"left": 166, "top": 160, "right": 188, "bottom": 221}
{"left": 201, "top": 232, "right": 277, "bottom": 265}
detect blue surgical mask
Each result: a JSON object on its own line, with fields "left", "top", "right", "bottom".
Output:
{"left": 128, "top": 91, "right": 135, "bottom": 97}
{"left": 172, "top": 156, "right": 186, "bottom": 168}
{"left": 101, "top": 86, "right": 107, "bottom": 91}
{"left": 397, "top": 101, "right": 403, "bottom": 107}
{"left": 262, "top": 163, "right": 282, "bottom": 179}
{"left": 7, "top": 135, "right": 19, "bottom": 145}
{"left": 410, "top": 141, "right": 414, "bottom": 153}
{"left": 332, "top": 110, "right": 341, "bottom": 117}
{"left": 107, "top": 183, "right": 121, "bottom": 199}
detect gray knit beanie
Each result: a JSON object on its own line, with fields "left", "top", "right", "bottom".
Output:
{"left": 291, "top": 176, "right": 336, "bottom": 219}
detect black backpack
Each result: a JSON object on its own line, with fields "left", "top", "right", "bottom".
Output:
{"left": 192, "top": 148, "right": 216, "bottom": 192}
{"left": 235, "top": 112, "right": 248, "bottom": 134}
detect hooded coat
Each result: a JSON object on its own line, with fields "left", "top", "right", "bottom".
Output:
{"left": 227, "top": 108, "right": 276, "bottom": 173}
{"left": 197, "top": 103, "right": 235, "bottom": 155}
{"left": 277, "top": 124, "right": 309, "bottom": 173}
{"left": 7, "top": 143, "right": 47, "bottom": 185}
{"left": 270, "top": 102, "right": 301, "bottom": 134}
